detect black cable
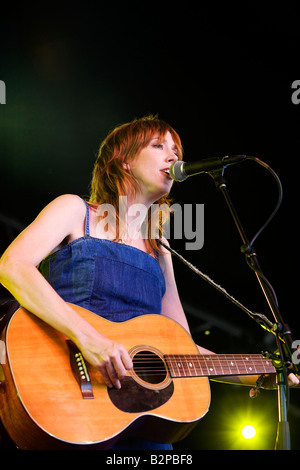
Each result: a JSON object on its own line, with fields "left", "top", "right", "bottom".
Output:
{"left": 246, "top": 157, "right": 283, "bottom": 248}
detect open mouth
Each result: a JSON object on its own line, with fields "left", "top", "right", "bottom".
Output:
{"left": 161, "top": 169, "right": 171, "bottom": 178}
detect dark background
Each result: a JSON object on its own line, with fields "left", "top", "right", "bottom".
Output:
{"left": 1, "top": 3, "right": 299, "bottom": 450}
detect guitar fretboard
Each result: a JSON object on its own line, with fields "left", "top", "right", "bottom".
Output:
{"left": 164, "top": 354, "right": 275, "bottom": 378}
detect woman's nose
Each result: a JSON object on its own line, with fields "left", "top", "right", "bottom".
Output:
{"left": 166, "top": 150, "right": 178, "bottom": 163}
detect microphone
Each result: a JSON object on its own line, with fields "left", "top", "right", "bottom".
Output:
{"left": 169, "top": 155, "right": 248, "bottom": 182}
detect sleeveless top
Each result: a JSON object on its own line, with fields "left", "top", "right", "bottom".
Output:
{"left": 38, "top": 199, "right": 172, "bottom": 450}
{"left": 39, "top": 200, "right": 166, "bottom": 321}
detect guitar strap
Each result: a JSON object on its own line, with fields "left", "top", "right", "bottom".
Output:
{"left": 158, "top": 240, "right": 274, "bottom": 332}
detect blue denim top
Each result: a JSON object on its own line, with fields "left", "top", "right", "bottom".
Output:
{"left": 39, "top": 200, "right": 166, "bottom": 322}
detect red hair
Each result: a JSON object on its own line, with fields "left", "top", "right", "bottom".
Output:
{"left": 89, "top": 115, "right": 183, "bottom": 253}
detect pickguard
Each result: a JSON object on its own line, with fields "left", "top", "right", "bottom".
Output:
{"left": 108, "top": 376, "right": 174, "bottom": 413}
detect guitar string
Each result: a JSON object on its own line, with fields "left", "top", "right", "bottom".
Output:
{"left": 129, "top": 355, "right": 273, "bottom": 375}
{"left": 130, "top": 354, "right": 270, "bottom": 362}
{"left": 130, "top": 360, "right": 270, "bottom": 365}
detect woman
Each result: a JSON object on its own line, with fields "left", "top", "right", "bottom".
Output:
{"left": 0, "top": 116, "right": 298, "bottom": 450}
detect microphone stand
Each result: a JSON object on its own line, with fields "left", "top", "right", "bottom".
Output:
{"left": 208, "top": 167, "right": 298, "bottom": 450}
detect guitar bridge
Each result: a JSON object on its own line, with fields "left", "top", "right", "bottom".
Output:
{"left": 66, "top": 340, "right": 94, "bottom": 399}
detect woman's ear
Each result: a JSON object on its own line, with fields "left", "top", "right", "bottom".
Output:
{"left": 123, "top": 162, "right": 130, "bottom": 170}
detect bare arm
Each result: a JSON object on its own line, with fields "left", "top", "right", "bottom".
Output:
{"left": 159, "top": 239, "right": 217, "bottom": 355}
{"left": 0, "top": 194, "right": 132, "bottom": 388}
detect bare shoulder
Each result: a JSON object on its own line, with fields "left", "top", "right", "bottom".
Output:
{"left": 36, "top": 194, "right": 88, "bottom": 241}
{"left": 158, "top": 237, "right": 172, "bottom": 255}
{"left": 36, "top": 194, "right": 86, "bottom": 226}
{"left": 158, "top": 238, "right": 173, "bottom": 275}
{"left": 1, "top": 195, "right": 88, "bottom": 266}
{"left": 40, "top": 194, "right": 86, "bottom": 215}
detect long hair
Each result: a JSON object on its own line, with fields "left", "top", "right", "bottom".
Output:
{"left": 89, "top": 115, "right": 183, "bottom": 253}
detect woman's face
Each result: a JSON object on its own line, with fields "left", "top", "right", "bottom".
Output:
{"left": 129, "top": 131, "right": 179, "bottom": 204}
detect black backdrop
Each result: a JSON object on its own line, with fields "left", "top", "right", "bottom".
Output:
{"left": 1, "top": 3, "right": 300, "bottom": 450}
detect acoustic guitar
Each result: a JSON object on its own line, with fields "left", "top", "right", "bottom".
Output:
{"left": 0, "top": 304, "right": 275, "bottom": 449}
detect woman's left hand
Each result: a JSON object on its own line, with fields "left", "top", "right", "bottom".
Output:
{"left": 288, "top": 373, "right": 300, "bottom": 387}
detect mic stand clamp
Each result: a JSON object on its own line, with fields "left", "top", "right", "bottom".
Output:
{"left": 208, "top": 168, "right": 297, "bottom": 450}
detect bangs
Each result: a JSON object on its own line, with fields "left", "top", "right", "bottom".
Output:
{"left": 122, "top": 116, "right": 183, "bottom": 161}
{"left": 115, "top": 116, "right": 183, "bottom": 161}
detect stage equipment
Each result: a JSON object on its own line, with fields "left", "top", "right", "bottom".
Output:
{"left": 167, "top": 155, "right": 299, "bottom": 450}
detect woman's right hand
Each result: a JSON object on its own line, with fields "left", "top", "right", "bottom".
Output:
{"left": 76, "top": 330, "right": 133, "bottom": 389}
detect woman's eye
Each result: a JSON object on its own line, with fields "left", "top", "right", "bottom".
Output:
{"left": 153, "top": 143, "right": 163, "bottom": 149}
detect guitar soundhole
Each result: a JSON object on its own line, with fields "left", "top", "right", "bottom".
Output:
{"left": 108, "top": 347, "right": 174, "bottom": 413}
{"left": 133, "top": 350, "right": 167, "bottom": 385}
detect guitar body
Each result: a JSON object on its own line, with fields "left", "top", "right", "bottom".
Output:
{"left": 0, "top": 304, "right": 210, "bottom": 449}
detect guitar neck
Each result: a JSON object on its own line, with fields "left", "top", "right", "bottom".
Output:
{"left": 164, "top": 354, "right": 275, "bottom": 378}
